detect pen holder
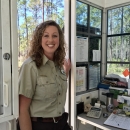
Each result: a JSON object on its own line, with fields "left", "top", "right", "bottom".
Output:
{"left": 107, "top": 104, "right": 114, "bottom": 112}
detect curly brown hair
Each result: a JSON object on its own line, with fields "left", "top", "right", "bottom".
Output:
{"left": 28, "top": 20, "right": 66, "bottom": 68}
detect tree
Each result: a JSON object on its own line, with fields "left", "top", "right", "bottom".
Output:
{"left": 28, "top": 0, "right": 43, "bottom": 24}
{"left": 17, "top": 0, "right": 65, "bottom": 67}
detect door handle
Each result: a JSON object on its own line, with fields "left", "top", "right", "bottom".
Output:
{"left": 3, "top": 82, "right": 9, "bottom": 107}
{"left": 3, "top": 53, "right": 10, "bottom": 60}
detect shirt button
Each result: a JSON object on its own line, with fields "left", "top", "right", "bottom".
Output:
{"left": 59, "top": 112, "right": 61, "bottom": 114}
{"left": 59, "top": 102, "right": 61, "bottom": 104}
{"left": 59, "top": 93, "right": 60, "bottom": 95}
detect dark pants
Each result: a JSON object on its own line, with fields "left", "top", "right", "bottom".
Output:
{"left": 17, "top": 113, "right": 71, "bottom": 130}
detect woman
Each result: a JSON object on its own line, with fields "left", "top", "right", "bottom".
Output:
{"left": 18, "top": 20, "right": 71, "bottom": 130}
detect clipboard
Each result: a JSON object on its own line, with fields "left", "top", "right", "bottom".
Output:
{"left": 104, "top": 113, "right": 130, "bottom": 129}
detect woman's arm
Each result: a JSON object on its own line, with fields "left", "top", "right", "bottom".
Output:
{"left": 63, "top": 59, "right": 71, "bottom": 77}
{"left": 19, "top": 95, "right": 32, "bottom": 130}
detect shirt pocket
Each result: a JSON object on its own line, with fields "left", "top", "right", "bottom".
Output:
{"left": 59, "top": 74, "right": 67, "bottom": 81}
{"left": 35, "top": 77, "right": 58, "bottom": 101}
{"left": 59, "top": 74, "right": 67, "bottom": 93}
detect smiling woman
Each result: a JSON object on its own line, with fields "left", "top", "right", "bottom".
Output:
{"left": 41, "top": 26, "right": 59, "bottom": 60}
{"left": 18, "top": 20, "right": 71, "bottom": 130}
{"left": 28, "top": 20, "right": 66, "bottom": 68}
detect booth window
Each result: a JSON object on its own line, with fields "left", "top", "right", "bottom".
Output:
{"left": 107, "top": 4, "right": 130, "bottom": 80}
{"left": 76, "top": 0, "right": 103, "bottom": 91}
{"left": 17, "top": 0, "right": 65, "bottom": 68}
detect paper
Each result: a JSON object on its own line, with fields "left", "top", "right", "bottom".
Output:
{"left": 117, "top": 95, "right": 124, "bottom": 103}
{"left": 76, "top": 67, "right": 87, "bottom": 92}
{"left": 76, "top": 37, "right": 88, "bottom": 62}
{"left": 104, "top": 113, "right": 130, "bottom": 129}
{"left": 92, "top": 50, "right": 100, "bottom": 61}
{"left": 89, "top": 65, "right": 100, "bottom": 89}
{"left": 94, "top": 103, "right": 101, "bottom": 108}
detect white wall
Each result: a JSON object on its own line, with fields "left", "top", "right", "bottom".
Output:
{"left": 76, "top": 90, "right": 98, "bottom": 103}
{"left": 105, "top": 0, "right": 130, "bottom": 8}
{"left": 0, "top": 36, "right": 2, "bottom": 115}
{"left": 85, "top": 0, "right": 130, "bottom": 8}
{"left": 0, "top": 49, "right": 3, "bottom": 115}
{"left": 85, "top": 0, "right": 105, "bottom": 7}
{"left": 0, "top": 123, "right": 6, "bottom": 130}
{"left": 0, "top": 120, "right": 16, "bottom": 130}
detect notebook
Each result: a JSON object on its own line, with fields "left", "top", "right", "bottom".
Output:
{"left": 104, "top": 113, "right": 130, "bottom": 129}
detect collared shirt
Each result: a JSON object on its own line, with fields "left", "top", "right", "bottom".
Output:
{"left": 19, "top": 55, "right": 67, "bottom": 117}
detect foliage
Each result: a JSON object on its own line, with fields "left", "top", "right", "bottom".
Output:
{"left": 18, "top": 0, "right": 64, "bottom": 67}
{"left": 76, "top": 1, "right": 87, "bottom": 25}
{"left": 107, "top": 5, "right": 130, "bottom": 77}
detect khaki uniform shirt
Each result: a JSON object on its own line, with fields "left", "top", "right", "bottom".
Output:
{"left": 19, "top": 55, "right": 67, "bottom": 117}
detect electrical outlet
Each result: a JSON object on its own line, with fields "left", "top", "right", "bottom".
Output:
{"left": 81, "top": 93, "right": 91, "bottom": 105}
{"left": 123, "top": 106, "right": 130, "bottom": 112}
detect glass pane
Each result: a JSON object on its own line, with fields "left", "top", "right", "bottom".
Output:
{"left": 90, "top": 6, "right": 102, "bottom": 35}
{"left": 89, "top": 63, "right": 100, "bottom": 89}
{"left": 107, "top": 63, "right": 129, "bottom": 81}
{"left": 123, "top": 5, "right": 130, "bottom": 33}
{"left": 43, "top": 0, "right": 64, "bottom": 27}
{"left": 107, "top": 36, "right": 130, "bottom": 62}
{"left": 76, "top": 1, "right": 88, "bottom": 33}
{"left": 108, "top": 8, "right": 122, "bottom": 35}
{"left": 18, "top": 0, "right": 65, "bottom": 68}
{"left": 89, "top": 37, "right": 101, "bottom": 61}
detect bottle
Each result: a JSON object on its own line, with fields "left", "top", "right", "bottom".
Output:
{"left": 123, "top": 100, "right": 127, "bottom": 111}
{"left": 123, "top": 89, "right": 128, "bottom": 96}
{"left": 119, "top": 90, "right": 124, "bottom": 96}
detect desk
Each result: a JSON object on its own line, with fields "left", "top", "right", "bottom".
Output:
{"left": 77, "top": 112, "right": 122, "bottom": 130}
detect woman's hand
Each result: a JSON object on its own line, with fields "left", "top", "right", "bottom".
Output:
{"left": 63, "top": 59, "right": 71, "bottom": 77}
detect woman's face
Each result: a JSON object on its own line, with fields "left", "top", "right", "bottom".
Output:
{"left": 41, "top": 25, "right": 59, "bottom": 60}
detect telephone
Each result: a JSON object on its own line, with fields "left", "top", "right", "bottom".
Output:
{"left": 86, "top": 107, "right": 102, "bottom": 118}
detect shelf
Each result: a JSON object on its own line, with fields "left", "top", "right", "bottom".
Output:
{"left": 76, "top": 88, "right": 97, "bottom": 96}
{"left": 76, "top": 62, "right": 88, "bottom": 66}
{"left": 117, "top": 95, "right": 130, "bottom": 103}
{"left": 122, "top": 95, "right": 130, "bottom": 101}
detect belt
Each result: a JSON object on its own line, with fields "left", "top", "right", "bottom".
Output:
{"left": 31, "top": 115, "right": 62, "bottom": 123}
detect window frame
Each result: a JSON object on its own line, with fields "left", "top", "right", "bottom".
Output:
{"left": 106, "top": 4, "right": 130, "bottom": 79}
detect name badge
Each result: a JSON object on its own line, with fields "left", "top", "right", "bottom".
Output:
{"left": 60, "top": 69, "right": 66, "bottom": 75}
